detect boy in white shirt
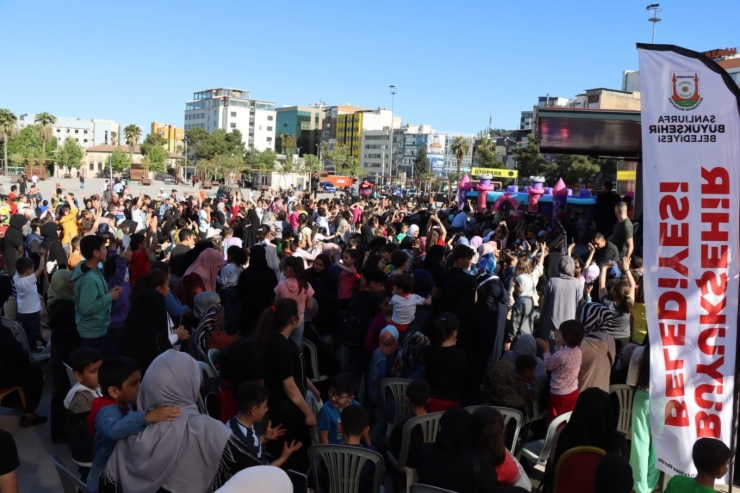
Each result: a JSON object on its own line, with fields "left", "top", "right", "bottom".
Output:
{"left": 389, "top": 274, "right": 431, "bottom": 333}
{"left": 12, "top": 251, "right": 46, "bottom": 349}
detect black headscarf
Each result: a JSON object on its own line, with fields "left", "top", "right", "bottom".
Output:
{"left": 40, "top": 222, "right": 67, "bottom": 268}
{"left": 553, "top": 388, "right": 617, "bottom": 464}
{"left": 119, "top": 289, "right": 171, "bottom": 375}
{"left": 3, "top": 214, "right": 27, "bottom": 275}
{"left": 237, "top": 245, "right": 277, "bottom": 336}
{"left": 435, "top": 408, "right": 473, "bottom": 450}
{"left": 242, "top": 207, "right": 260, "bottom": 248}
{"left": 423, "top": 245, "right": 448, "bottom": 288}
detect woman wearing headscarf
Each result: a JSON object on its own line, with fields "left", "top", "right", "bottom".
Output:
{"left": 192, "top": 292, "right": 229, "bottom": 351}
{"left": 48, "top": 269, "right": 81, "bottom": 442}
{"left": 422, "top": 245, "right": 447, "bottom": 295}
{"left": 177, "top": 248, "right": 225, "bottom": 309}
{"left": 119, "top": 289, "right": 172, "bottom": 375}
{"left": 99, "top": 350, "right": 261, "bottom": 493}
{"left": 237, "top": 245, "right": 278, "bottom": 336}
{"left": 306, "top": 253, "right": 338, "bottom": 334}
{"left": 388, "top": 331, "right": 430, "bottom": 380}
{"left": 242, "top": 202, "right": 260, "bottom": 249}
{"left": 215, "top": 466, "right": 293, "bottom": 493}
{"left": 539, "top": 256, "right": 582, "bottom": 346}
{"left": 40, "top": 221, "right": 67, "bottom": 271}
{"left": 578, "top": 302, "right": 616, "bottom": 393}
{"left": 416, "top": 408, "right": 499, "bottom": 493}
{"left": 3, "top": 214, "right": 27, "bottom": 275}
{"left": 475, "top": 253, "right": 510, "bottom": 374}
{"left": 407, "top": 269, "right": 435, "bottom": 334}
{"left": 543, "top": 388, "right": 621, "bottom": 489}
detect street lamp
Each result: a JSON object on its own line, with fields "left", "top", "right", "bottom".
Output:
{"left": 389, "top": 85, "right": 396, "bottom": 187}
{"left": 646, "top": 4, "right": 662, "bottom": 44}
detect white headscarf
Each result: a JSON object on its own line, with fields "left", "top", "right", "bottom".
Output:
{"left": 515, "top": 274, "right": 536, "bottom": 298}
{"left": 215, "top": 466, "right": 293, "bottom": 493}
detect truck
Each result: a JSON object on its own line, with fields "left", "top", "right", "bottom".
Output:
{"left": 25, "top": 164, "right": 47, "bottom": 180}
{"left": 322, "top": 174, "right": 354, "bottom": 188}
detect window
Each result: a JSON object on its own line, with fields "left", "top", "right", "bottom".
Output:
{"left": 267, "top": 126, "right": 273, "bottom": 131}
{"left": 259, "top": 126, "right": 262, "bottom": 130}
{"left": 230, "top": 123, "right": 236, "bottom": 128}
{"left": 56, "top": 129, "right": 60, "bottom": 133}
{"left": 75, "top": 129, "right": 79, "bottom": 134}
{"left": 84, "top": 139, "right": 88, "bottom": 143}
{"left": 84, "top": 130, "right": 88, "bottom": 134}
{"left": 89, "top": 162, "right": 94, "bottom": 171}
{"left": 231, "top": 111, "right": 236, "bottom": 117}
{"left": 267, "top": 115, "right": 274, "bottom": 121}
{"left": 267, "top": 137, "right": 272, "bottom": 142}
{"left": 98, "top": 162, "right": 103, "bottom": 171}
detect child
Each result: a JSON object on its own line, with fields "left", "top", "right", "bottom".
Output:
{"left": 335, "top": 249, "right": 360, "bottom": 310}
{"left": 664, "top": 438, "right": 731, "bottom": 493}
{"left": 514, "top": 355, "right": 539, "bottom": 415}
{"left": 220, "top": 228, "right": 243, "bottom": 260}
{"left": 72, "top": 235, "right": 122, "bottom": 356}
{"left": 86, "top": 356, "right": 181, "bottom": 493}
{"left": 389, "top": 380, "right": 430, "bottom": 469}
{"left": 338, "top": 406, "right": 378, "bottom": 493}
{"left": 394, "top": 222, "right": 409, "bottom": 244}
{"left": 380, "top": 243, "right": 399, "bottom": 272}
{"left": 64, "top": 347, "right": 104, "bottom": 481}
{"left": 508, "top": 274, "right": 536, "bottom": 340}
{"left": 218, "top": 245, "right": 246, "bottom": 289}
{"left": 536, "top": 319, "right": 584, "bottom": 423}
{"left": 13, "top": 253, "right": 47, "bottom": 349}
{"left": 274, "top": 256, "right": 314, "bottom": 347}
{"left": 68, "top": 235, "right": 84, "bottom": 270}
{"left": 128, "top": 225, "right": 158, "bottom": 285}
{"left": 389, "top": 274, "right": 432, "bottom": 332}
{"left": 227, "top": 382, "right": 302, "bottom": 467}
{"left": 318, "top": 372, "right": 364, "bottom": 445}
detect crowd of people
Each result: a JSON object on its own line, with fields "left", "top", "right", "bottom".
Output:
{"left": 0, "top": 177, "right": 733, "bottom": 493}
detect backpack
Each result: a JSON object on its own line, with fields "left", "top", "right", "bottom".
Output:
{"left": 337, "top": 292, "right": 378, "bottom": 349}
{"left": 201, "top": 377, "right": 237, "bottom": 423}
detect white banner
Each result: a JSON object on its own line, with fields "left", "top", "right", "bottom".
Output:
{"left": 638, "top": 44, "right": 740, "bottom": 477}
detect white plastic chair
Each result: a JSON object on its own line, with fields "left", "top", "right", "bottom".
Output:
{"left": 388, "top": 411, "right": 444, "bottom": 493}
{"left": 50, "top": 454, "right": 88, "bottom": 493}
{"left": 610, "top": 384, "right": 635, "bottom": 440}
{"left": 518, "top": 411, "right": 572, "bottom": 472}
{"left": 207, "top": 348, "right": 220, "bottom": 374}
{"left": 309, "top": 444, "right": 385, "bottom": 493}
{"left": 381, "top": 378, "right": 412, "bottom": 436}
{"left": 465, "top": 405, "right": 524, "bottom": 452}
{"left": 302, "top": 338, "right": 329, "bottom": 384}
{"left": 1, "top": 316, "right": 50, "bottom": 363}
{"left": 197, "top": 360, "right": 217, "bottom": 380}
{"left": 307, "top": 391, "right": 324, "bottom": 445}
{"left": 63, "top": 362, "right": 77, "bottom": 388}
{"left": 410, "top": 484, "right": 457, "bottom": 493}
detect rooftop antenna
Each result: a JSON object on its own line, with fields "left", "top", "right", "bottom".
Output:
{"left": 646, "top": 4, "right": 662, "bottom": 44}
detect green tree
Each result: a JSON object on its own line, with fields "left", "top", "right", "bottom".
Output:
{"left": 511, "top": 138, "right": 552, "bottom": 180}
{"left": 552, "top": 155, "right": 601, "bottom": 185}
{"left": 55, "top": 138, "right": 84, "bottom": 172}
{"left": 141, "top": 145, "right": 168, "bottom": 174}
{"left": 413, "top": 146, "right": 430, "bottom": 178}
{"left": 124, "top": 124, "right": 142, "bottom": 160}
{"left": 255, "top": 149, "right": 277, "bottom": 185}
{"left": 320, "top": 141, "right": 349, "bottom": 171}
{"left": 0, "top": 109, "right": 17, "bottom": 175}
{"left": 474, "top": 146, "right": 505, "bottom": 169}
{"left": 4, "top": 125, "right": 57, "bottom": 164}
{"left": 244, "top": 148, "right": 260, "bottom": 171}
{"left": 278, "top": 155, "right": 296, "bottom": 188}
{"left": 340, "top": 155, "right": 360, "bottom": 180}
{"left": 195, "top": 129, "right": 245, "bottom": 161}
{"left": 185, "top": 127, "right": 210, "bottom": 162}
{"left": 34, "top": 112, "right": 57, "bottom": 157}
{"left": 110, "top": 147, "right": 132, "bottom": 173}
{"left": 139, "top": 132, "right": 167, "bottom": 156}
{"left": 451, "top": 136, "right": 470, "bottom": 178}
{"left": 303, "top": 154, "right": 321, "bottom": 174}
{"left": 111, "top": 131, "right": 118, "bottom": 145}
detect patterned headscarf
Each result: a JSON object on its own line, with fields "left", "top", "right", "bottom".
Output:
{"left": 580, "top": 302, "right": 615, "bottom": 334}
{"left": 477, "top": 253, "right": 497, "bottom": 275}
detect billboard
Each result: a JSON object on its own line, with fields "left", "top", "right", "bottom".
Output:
{"left": 427, "top": 133, "right": 445, "bottom": 155}
{"left": 429, "top": 155, "right": 444, "bottom": 172}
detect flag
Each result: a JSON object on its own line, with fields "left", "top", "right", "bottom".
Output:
{"left": 638, "top": 43, "right": 740, "bottom": 478}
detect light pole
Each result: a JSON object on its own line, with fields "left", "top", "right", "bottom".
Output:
{"left": 646, "top": 4, "right": 662, "bottom": 44}
{"left": 389, "top": 85, "right": 396, "bottom": 187}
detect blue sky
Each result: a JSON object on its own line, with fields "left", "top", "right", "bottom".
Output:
{"left": 1, "top": 0, "right": 738, "bottom": 136}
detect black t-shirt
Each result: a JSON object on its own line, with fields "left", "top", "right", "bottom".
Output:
{"left": 593, "top": 242, "right": 620, "bottom": 266}
{"left": 610, "top": 219, "right": 633, "bottom": 258}
{"left": 424, "top": 346, "right": 469, "bottom": 402}
{"left": 259, "top": 332, "right": 306, "bottom": 424}
{"left": 440, "top": 268, "right": 477, "bottom": 318}
{"left": 0, "top": 429, "right": 19, "bottom": 476}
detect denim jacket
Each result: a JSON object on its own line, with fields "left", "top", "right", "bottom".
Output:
{"left": 86, "top": 405, "right": 148, "bottom": 493}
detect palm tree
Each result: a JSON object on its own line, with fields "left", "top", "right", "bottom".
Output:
{"left": 124, "top": 124, "right": 142, "bottom": 160}
{"left": 34, "top": 112, "right": 57, "bottom": 157}
{"left": 111, "top": 131, "right": 118, "bottom": 145}
{"left": 450, "top": 136, "right": 470, "bottom": 197}
{"left": 0, "top": 109, "right": 17, "bottom": 176}
{"left": 451, "top": 136, "right": 470, "bottom": 177}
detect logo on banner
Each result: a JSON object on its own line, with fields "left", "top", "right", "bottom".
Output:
{"left": 670, "top": 72, "right": 703, "bottom": 110}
